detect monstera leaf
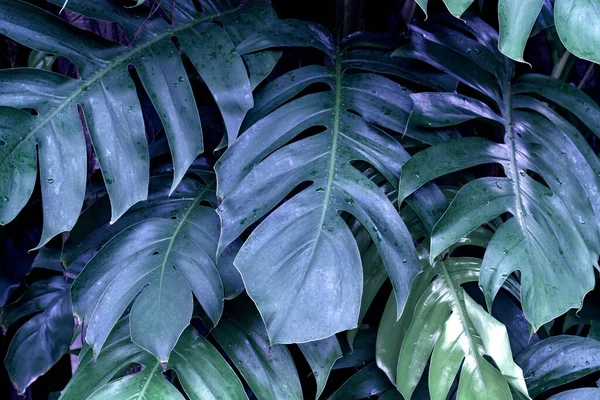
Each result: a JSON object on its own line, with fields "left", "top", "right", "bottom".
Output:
{"left": 0, "top": 0, "right": 278, "bottom": 248}
{"left": 71, "top": 175, "right": 234, "bottom": 362}
{"left": 396, "top": 17, "right": 600, "bottom": 330}
{"left": 215, "top": 20, "right": 453, "bottom": 344}
{"left": 1, "top": 276, "right": 74, "bottom": 394}
{"left": 376, "top": 256, "right": 529, "bottom": 400}
{"left": 59, "top": 318, "right": 246, "bottom": 400}
{"left": 414, "top": 0, "right": 600, "bottom": 65}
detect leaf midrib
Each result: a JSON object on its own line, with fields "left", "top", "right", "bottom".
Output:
{"left": 439, "top": 261, "right": 487, "bottom": 395}
{"left": 312, "top": 48, "right": 342, "bottom": 254}
{"left": 157, "top": 181, "right": 215, "bottom": 309}
{"left": 138, "top": 361, "right": 161, "bottom": 399}
{"left": 503, "top": 86, "right": 528, "bottom": 234}
{"left": 9, "top": 6, "right": 240, "bottom": 157}
{"left": 268, "top": 49, "right": 343, "bottom": 342}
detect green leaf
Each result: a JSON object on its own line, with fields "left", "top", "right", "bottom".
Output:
{"left": 2, "top": 277, "right": 73, "bottom": 394}
{"left": 212, "top": 296, "right": 302, "bottom": 400}
{"left": 414, "top": 0, "right": 558, "bottom": 64}
{"left": 168, "top": 328, "right": 248, "bottom": 400}
{"left": 531, "top": 1, "right": 554, "bottom": 37}
{"left": 298, "top": 336, "right": 343, "bottom": 398}
{"left": 60, "top": 317, "right": 153, "bottom": 400}
{"left": 335, "top": 328, "right": 377, "bottom": 370}
{"left": 60, "top": 320, "right": 245, "bottom": 400}
{"left": 216, "top": 19, "right": 444, "bottom": 344}
{"left": 347, "top": 241, "right": 388, "bottom": 348}
{"left": 396, "top": 18, "right": 600, "bottom": 330}
{"left": 554, "top": 0, "right": 600, "bottom": 64}
{"left": 0, "top": 0, "right": 271, "bottom": 246}
{"left": 71, "top": 177, "right": 226, "bottom": 362}
{"left": 31, "top": 247, "right": 64, "bottom": 273}
{"left": 516, "top": 336, "right": 600, "bottom": 397}
{"left": 512, "top": 74, "right": 600, "bottom": 138}
{"left": 87, "top": 363, "right": 185, "bottom": 400}
{"left": 443, "top": 0, "right": 476, "bottom": 18}
{"left": 590, "top": 321, "right": 600, "bottom": 341}
{"left": 497, "top": 0, "right": 546, "bottom": 63}
{"left": 377, "top": 257, "right": 529, "bottom": 400}
{"left": 27, "top": 50, "right": 57, "bottom": 70}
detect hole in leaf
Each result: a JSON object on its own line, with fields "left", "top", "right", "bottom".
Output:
{"left": 152, "top": 251, "right": 160, "bottom": 255}
{"left": 0, "top": 140, "right": 6, "bottom": 147}
{"left": 170, "top": 216, "right": 177, "bottom": 220}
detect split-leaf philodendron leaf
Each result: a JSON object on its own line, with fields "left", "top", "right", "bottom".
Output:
{"left": 377, "top": 257, "right": 529, "bottom": 400}
{"left": 1, "top": 276, "right": 73, "bottom": 394}
{"left": 3, "top": 1, "right": 600, "bottom": 399}
{"left": 0, "top": 0, "right": 278, "bottom": 248}
{"left": 216, "top": 19, "right": 451, "bottom": 345}
{"left": 396, "top": 16, "right": 600, "bottom": 330}
{"left": 71, "top": 175, "right": 236, "bottom": 362}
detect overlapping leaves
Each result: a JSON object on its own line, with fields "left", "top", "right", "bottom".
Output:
{"left": 415, "top": 0, "right": 600, "bottom": 65}
{"left": 516, "top": 335, "right": 600, "bottom": 397}
{"left": 0, "top": 0, "right": 278, "bottom": 248}
{"left": 377, "top": 254, "right": 529, "bottom": 400}
{"left": 59, "top": 295, "right": 340, "bottom": 400}
{"left": 59, "top": 318, "right": 247, "bottom": 400}
{"left": 397, "top": 17, "right": 600, "bottom": 330}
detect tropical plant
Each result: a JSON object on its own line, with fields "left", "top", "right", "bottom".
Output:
{"left": 0, "top": 0, "right": 277, "bottom": 248}
{"left": 414, "top": 0, "right": 600, "bottom": 65}
{"left": 396, "top": 15, "right": 600, "bottom": 330}
{"left": 3, "top": 0, "right": 600, "bottom": 399}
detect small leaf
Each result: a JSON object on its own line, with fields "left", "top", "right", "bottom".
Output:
{"left": 212, "top": 296, "right": 302, "bottom": 400}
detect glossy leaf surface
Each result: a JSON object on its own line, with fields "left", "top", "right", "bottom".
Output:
{"left": 397, "top": 17, "right": 599, "bottom": 330}
{"left": 516, "top": 336, "right": 600, "bottom": 397}
{"left": 414, "top": 0, "right": 600, "bottom": 66}
{"left": 217, "top": 20, "right": 450, "bottom": 344}
{"left": 71, "top": 177, "right": 228, "bottom": 361}
{"left": 0, "top": 0, "right": 276, "bottom": 246}
{"left": 328, "top": 363, "right": 394, "bottom": 400}
{"left": 377, "top": 257, "right": 528, "bottom": 400}
{"left": 60, "top": 320, "right": 245, "bottom": 399}
{"left": 555, "top": 0, "right": 600, "bottom": 64}
{"left": 212, "top": 297, "right": 302, "bottom": 400}
{"left": 1, "top": 276, "right": 73, "bottom": 393}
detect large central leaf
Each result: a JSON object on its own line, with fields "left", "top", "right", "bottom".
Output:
{"left": 0, "top": 0, "right": 277, "bottom": 247}
{"left": 215, "top": 21, "right": 452, "bottom": 344}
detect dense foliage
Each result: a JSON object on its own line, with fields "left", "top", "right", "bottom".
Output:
{"left": 3, "top": 0, "right": 600, "bottom": 399}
